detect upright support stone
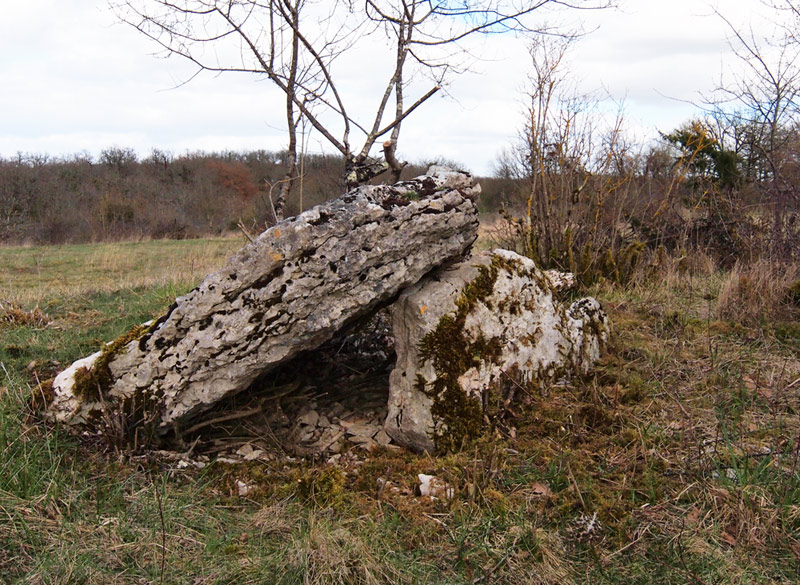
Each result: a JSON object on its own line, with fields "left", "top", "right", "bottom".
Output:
{"left": 384, "top": 249, "right": 610, "bottom": 453}
{"left": 46, "top": 168, "right": 480, "bottom": 439}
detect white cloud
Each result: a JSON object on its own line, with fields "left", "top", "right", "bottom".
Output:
{"left": 0, "top": 0, "right": 785, "bottom": 175}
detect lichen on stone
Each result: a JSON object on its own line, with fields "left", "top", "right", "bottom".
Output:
{"left": 389, "top": 249, "right": 611, "bottom": 453}
{"left": 49, "top": 167, "right": 482, "bottom": 445}
{"left": 65, "top": 320, "right": 170, "bottom": 448}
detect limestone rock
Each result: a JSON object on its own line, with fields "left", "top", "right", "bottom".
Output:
{"left": 418, "top": 473, "right": 454, "bottom": 499}
{"left": 46, "top": 168, "right": 480, "bottom": 438}
{"left": 384, "top": 249, "right": 610, "bottom": 453}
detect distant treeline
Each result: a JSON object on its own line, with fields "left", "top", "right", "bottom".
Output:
{"left": 0, "top": 148, "right": 338, "bottom": 244}
{"left": 0, "top": 148, "right": 512, "bottom": 245}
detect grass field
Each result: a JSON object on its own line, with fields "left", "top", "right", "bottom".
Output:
{"left": 1, "top": 236, "right": 800, "bottom": 584}
{"left": 0, "top": 237, "right": 243, "bottom": 305}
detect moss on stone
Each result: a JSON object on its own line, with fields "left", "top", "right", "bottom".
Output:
{"left": 414, "top": 252, "right": 600, "bottom": 453}
{"left": 27, "top": 377, "right": 55, "bottom": 413}
{"left": 71, "top": 323, "right": 151, "bottom": 403}
{"left": 66, "top": 321, "right": 171, "bottom": 449}
{"left": 417, "top": 255, "right": 516, "bottom": 452}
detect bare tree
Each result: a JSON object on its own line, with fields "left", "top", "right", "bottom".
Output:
{"left": 706, "top": 4, "right": 800, "bottom": 255}
{"left": 112, "top": 0, "right": 614, "bottom": 219}
{"left": 350, "top": 1, "right": 615, "bottom": 182}
{"left": 710, "top": 8, "right": 800, "bottom": 171}
{"left": 497, "top": 36, "right": 643, "bottom": 283}
{"left": 764, "top": 0, "right": 800, "bottom": 44}
{"left": 112, "top": 0, "right": 355, "bottom": 220}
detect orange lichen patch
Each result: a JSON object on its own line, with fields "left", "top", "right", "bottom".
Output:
{"left": 274, "top": 228, "right": 281, "bottom": 238}
{"left": 420, "top": 305, "right": 428, "bottom": 315}
{"left": 271, "top": 252, "right": 283, "bottom": 262}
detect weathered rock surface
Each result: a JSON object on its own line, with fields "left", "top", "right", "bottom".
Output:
{"left": 46, "top": 167, "right": 479, "bottom": 436}
{"left": 384, "top": 249, "right": 610, "bottom": 453}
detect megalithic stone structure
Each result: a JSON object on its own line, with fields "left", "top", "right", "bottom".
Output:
{"left": 45, "top": 167, "right": 480, "bottom": 438}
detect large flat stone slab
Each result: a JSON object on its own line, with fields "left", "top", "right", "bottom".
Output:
{"left": 46, "top": 168, "right": 480, "bottom": 439}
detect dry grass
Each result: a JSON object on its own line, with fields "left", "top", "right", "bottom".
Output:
{"left": 716, "top": 259, "right": 800, "bottom": 324}
{"left": 0, "top": 235, "right": 243, "bottom": 306}
{"left": 3, "top": 234, "right": 800, "bottom": 583}
{"left": 0, "top": 300, "right": 50, "bottom": 328}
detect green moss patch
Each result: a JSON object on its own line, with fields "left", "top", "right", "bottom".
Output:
{"left": 417, "top": 256, "right": 523, "bottom": 452}
{"left": 67, "top": 321, "right": 169, "bottom": 450}
{"left": 71, "top": 323, "right": 151, "bottom": 403}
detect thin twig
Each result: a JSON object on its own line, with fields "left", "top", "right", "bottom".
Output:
{"left": 0, "top": 362, "right": 14, "bottom": 387}
{"left": 182, "top": 405, "right": 265, "bottom": 436}
{"left": 783, "top": 375, "right": 800, "bottom": 390}
{"left": 155, "top": 478, "right": 166, "bottom": 585}
{"left": 566, "top": 460, "right": 587, "bottom": 511}
{"left": 500, "top": 369, "right": 533, "bottom": 398}
{"left": 236, "top": 220, "right": 256, "bottom": 244}
{"left": 603, "top": 524, "right": 651, "bottom": 560}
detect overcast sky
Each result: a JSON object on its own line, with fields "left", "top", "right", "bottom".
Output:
{"left": 0, "top": 0, "right": 778, "bottom": 175}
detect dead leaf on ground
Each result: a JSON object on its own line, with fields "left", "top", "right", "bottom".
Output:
{"left": 720, "top": 531, "right": 737, "bottom": 547}
{"left": 757, "top": 387, "right": 774, "bottom": 401}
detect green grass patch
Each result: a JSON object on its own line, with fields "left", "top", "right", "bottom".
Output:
{"left": 1, "top": 238, "right": 800, "bottom": 583}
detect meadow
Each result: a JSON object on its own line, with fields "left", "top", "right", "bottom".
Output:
{"left": 1, "top": 234, "right": 799, "bottom": 584}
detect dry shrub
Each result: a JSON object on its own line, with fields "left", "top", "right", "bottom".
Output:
{"left": 205, "top": 160, "right": 258, "bottom": 200}
{"left": 0, "top": 301, "right": 49, "bottom": 329}
{"left": 624, "top": 246, "right": 720, "bottom": 290}
{"left": 716, "top": 260, "right": 800, "bottom": 324}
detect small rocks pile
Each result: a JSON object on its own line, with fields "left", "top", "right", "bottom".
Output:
{"left": 291, "top": 388, "right": 393, "bottom": 454}
{"left": 171, "top": 310, "right": 400, "bottom": 461}
{"left": 171, "top": 384, "right": 397, "bottom": 464}
{"left": 282, "top": 310, "right": 397, "bottom": 456}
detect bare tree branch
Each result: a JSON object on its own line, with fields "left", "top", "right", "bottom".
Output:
{"left": 112, "top": 0, "right": 616, "bottom": 188}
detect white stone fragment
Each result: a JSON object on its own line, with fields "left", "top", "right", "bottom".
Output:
{"left": 236, "top": 480, "right": 256, "bottom": 497}
{"left": 49, "top": 350, "right": 102, "bottom": 424}
{"left": 418, "top": 473, "right": 454, "bottom": 499}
